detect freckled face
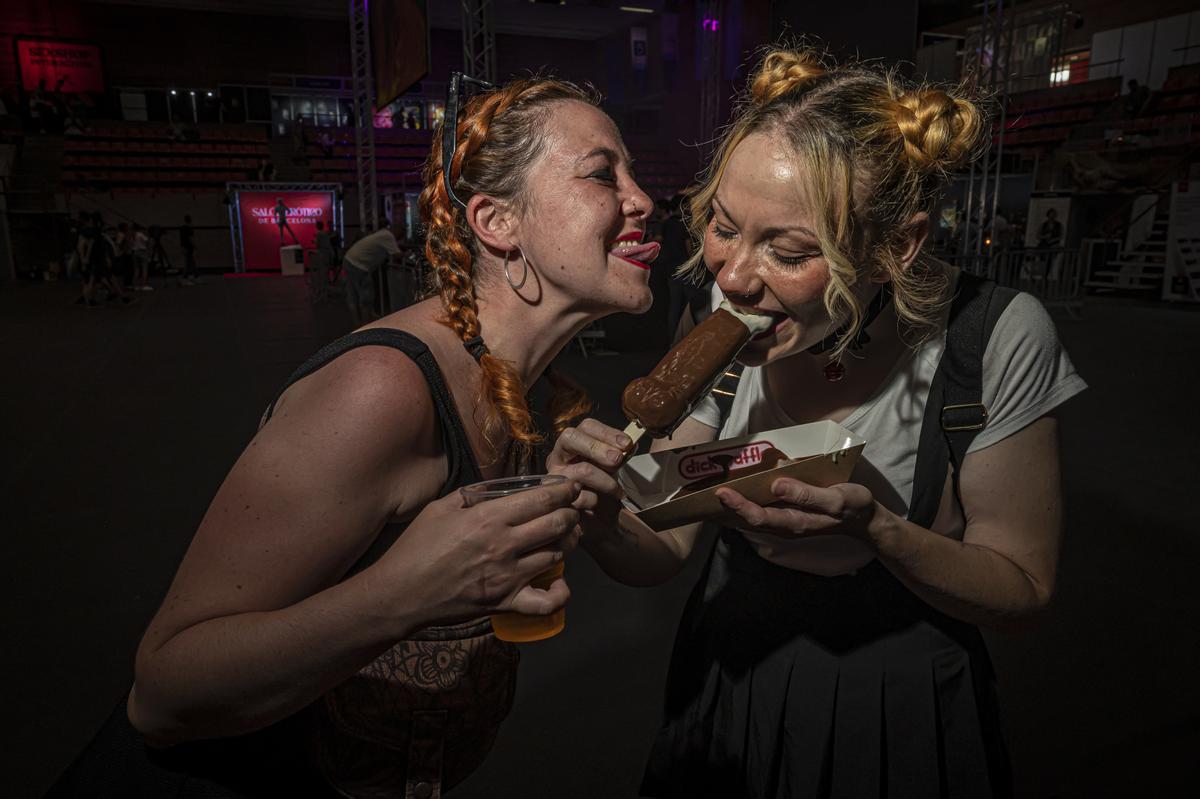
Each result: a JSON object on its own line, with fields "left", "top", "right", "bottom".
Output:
{"left": 703, "top": 132, "right": 838, "bottom": 367}
{"left": 516, "top": 101, "right": 657, "bottom": 315}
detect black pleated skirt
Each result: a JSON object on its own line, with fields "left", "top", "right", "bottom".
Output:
{"left": 642, "top": 530, "right": 1011, "bottom": 799}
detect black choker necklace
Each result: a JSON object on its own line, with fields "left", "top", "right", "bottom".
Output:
{"left": 807, "top": 283, "right": 893, "bottom": 382}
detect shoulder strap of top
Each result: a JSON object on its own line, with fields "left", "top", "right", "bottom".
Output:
{"left": 907, "top": 272, "right": 1018, "bottom": 528}
{"left": 263, "top": 328, "right": 481, "bottom": 492}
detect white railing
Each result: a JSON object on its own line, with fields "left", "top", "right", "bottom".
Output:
{"left": 940, "top": 248, "right": 1084, "bottom": 318}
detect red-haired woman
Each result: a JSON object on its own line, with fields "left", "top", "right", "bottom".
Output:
{"left": 50, "top": 75, "right": 658, "bottom": 798}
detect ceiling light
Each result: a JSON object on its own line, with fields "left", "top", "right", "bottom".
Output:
{"left": 620, "top": 6, "right": 654, "bottom": 12}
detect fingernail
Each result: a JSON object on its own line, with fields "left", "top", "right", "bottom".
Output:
{"left": 616, "top": 434, "right": 632, "bottom": 448}
{"left": 772, "top": 482, "right": 787, "bottom": 496}
{"left": 607, "top": 449, "right": 622, "bottom": 464}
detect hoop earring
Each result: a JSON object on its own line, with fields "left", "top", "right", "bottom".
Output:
{"left": 503, "top": 249, "right": 529, "bottom": 291}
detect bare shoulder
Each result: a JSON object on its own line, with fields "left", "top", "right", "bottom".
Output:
{"left": 269, "top": 334, "right": 436, "bottom": 450}
{"left": 139, "top": 337, "right": 448, "bottom": 649}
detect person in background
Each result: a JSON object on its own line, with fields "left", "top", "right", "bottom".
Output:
{"left": 74, "top": 214, "right": 101, "bottom": 307}
{"left": 132, "top": 222, "right": 152, "bottom": 291}
{"left": 317, "top": 130, "right": 334, "bottom": 158}
{"left": 66, "top": 211, "right": 89, "bottom": 282}
{"left": 309, "top": 220, "right": 337, "bottom": 302}
{"left": 1125, "top": 79, "right": 1150, "bottom": 117}
{"left": 80, "top": 213, "right": 135, "bottom": 306}
{"left": 114, "top": 222, "right": 134, "bottom": 288}
{"left": 989, "top": 210, "right": 1012, "bottom": 251}
{"left": 340, "top": 224, "right": 401, "bottom": 325}
{"left": 179, "top": 215, "right": 197, "bottom": 286}
{"left": 292, "top": 117, "right": 308, "bottom": 157}
{"left": 147, "top": 223, "right": 170, "bottom": 273}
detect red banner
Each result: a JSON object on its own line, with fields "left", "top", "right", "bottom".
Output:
{"left": 237, "top": 191, "right": 334, "bottom": 271}
{"left": 17, "top": 39, "right": 105, "bottom": 94}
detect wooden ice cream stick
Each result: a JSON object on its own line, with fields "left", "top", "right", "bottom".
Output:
{"left": 623, "top": 421, "right": 646, "bottom": 448}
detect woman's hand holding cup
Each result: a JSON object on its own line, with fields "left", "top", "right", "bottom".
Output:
{"left": 381, "top": 476, "right": 582, "bottom": 635}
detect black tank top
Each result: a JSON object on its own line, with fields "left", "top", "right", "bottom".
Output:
{"left": 264, "top": 327, "right": 486, "bottom": 575}
{"left": 49, "top": 330, "right": 511, "bottom": 798}
{"left": 265, "top": 328, "right": 519, "bottom": 795}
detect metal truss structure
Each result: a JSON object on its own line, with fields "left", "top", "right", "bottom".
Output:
{"left": 960, "top": 1, "right": 1070, "bottom": 258}
{"left": 697, "top": 0, "right": 724, "bottom": 151}
{"left": 349, "top": 0, "right": 379, "bottom": 233}
{"left": 462, "top": 0, "right": 497, "bottom": 85}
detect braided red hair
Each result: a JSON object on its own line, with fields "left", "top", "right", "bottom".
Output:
{"left": 420, "top": 77, "right": 596, "bottom": 467}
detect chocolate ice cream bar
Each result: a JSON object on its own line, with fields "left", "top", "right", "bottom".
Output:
{"left": 622, "top": 301, "right": 774, "bottom": 440}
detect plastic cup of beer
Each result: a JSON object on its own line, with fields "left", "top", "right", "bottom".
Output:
{"left": 460, "top": 474, "right": 569, "bottom": 643}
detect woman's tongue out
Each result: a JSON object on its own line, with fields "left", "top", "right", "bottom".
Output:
{"left": 608, "top": 234, "right": 660, "bottom": 271}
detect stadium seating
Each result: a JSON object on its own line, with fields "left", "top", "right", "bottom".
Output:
{"left": 60, "top": 121, "right": 270, "bottom": 192}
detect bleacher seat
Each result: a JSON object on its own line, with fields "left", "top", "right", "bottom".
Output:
{"left": 60, "top": 120, "right": 272, "bottom": 192}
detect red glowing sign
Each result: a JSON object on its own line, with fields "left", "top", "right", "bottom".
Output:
{"left": 16, "top": 38, "right": 105, "bottom": 93}
{"left": 237, "top": 191, "right": 335, "bottom": 271}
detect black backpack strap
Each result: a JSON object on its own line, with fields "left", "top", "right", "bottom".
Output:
{"left": 907, "top": 273, "right": 1018, "bottom": 528}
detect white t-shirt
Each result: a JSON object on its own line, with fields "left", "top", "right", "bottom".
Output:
{"left": 690, "top": 276, "right": 1087, "bottom": 576}
{"left": 344, "top": 229, "right": 400, "bottom": 273}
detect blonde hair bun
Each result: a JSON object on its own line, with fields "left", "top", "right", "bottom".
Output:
{"left": 892, "top": 88, "right": 983, "bottom": 172}
{"left": 750, "top": 50, "right": 826, "bottom": 106}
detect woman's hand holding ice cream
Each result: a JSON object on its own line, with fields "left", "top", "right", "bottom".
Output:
{"left": 546, "top": 419, "right": 633, "bottom": 536}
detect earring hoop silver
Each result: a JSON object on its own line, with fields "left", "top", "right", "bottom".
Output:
{"left": 503, "top": 248, "right": 529, "bottom": 291}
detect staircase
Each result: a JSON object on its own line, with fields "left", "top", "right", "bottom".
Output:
{"left": 1163, "top": 232, "right": 1200, "bottom": 302}
{"left": 1086, "top": 210, "right": 1169, "bottom": 293}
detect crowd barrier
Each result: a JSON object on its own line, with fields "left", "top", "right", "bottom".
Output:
{"left": 942, "top": 248, "right": 1084, "bottom": 319}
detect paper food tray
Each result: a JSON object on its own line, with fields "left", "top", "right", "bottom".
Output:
{"left": 618, "top": 420, "right": 865, "bottom": 532}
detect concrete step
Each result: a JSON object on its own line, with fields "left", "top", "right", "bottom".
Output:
{"left": 1085, "top": 279, "right": 1159, "bottom": 290}
{"left": 1103, "top": 265, "right": 1165, "bottom": 275}
{"left": 1094, "top": 268, "right": 1162, "bottom": 278}
{"left": 1111, "top": 256, "right": 1165, "bottom": 264}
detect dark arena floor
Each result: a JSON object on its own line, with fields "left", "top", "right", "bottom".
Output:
{"left": 4, "top": 275, "right": 1199, "bottom": 798}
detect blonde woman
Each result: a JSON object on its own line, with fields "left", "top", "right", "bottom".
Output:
{"left": 550, "top": 49, "right": 1085, "bottom": 797}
